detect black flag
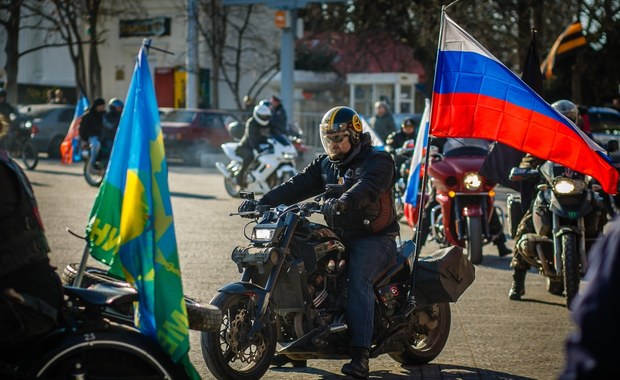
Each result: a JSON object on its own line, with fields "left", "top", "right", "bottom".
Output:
{"left": 479, "top": 29, "right": 543, "bottom": 203}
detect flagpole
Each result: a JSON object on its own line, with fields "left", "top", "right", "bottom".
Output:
{"left": 408, "top": 6, "right": 448, "bottom": 312}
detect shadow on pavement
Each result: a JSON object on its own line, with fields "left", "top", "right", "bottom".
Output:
{"left": 270, "top": 363, "right": 535, "bottom": 379}
{"left": 170, "top": 191, "right": 215, "bottom": 201}
{"left": 31, "top": 168, "right": 83, "bottom": 178}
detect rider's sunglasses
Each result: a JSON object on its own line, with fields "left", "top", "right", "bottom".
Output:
{"left": 324, "top": 132, "right": 349, "bottom": 143}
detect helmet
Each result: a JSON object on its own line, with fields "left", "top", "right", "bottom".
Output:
{"left": 108, "top": 97, "right": 124, "bottom": 110}
{"left": 253, "top": 104, "right": 271, "bottom": 126}
{"left": 319, "top": 106, "right": 363, "bottom": 160}
{"left": 401, "top": 117, "right": 416, "bottom": 131}
{"left": 551, "top": 99, "right": 579, "bottom": 123}
{"left": 258, "top": 98, "right": 272, "bottom": 109}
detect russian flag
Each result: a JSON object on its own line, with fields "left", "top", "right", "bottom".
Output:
{"left": 404, "top": 98, "right": 430, "bottom": 207}
{"left": 431, "top": 14, "right": 618, "bottom": 194}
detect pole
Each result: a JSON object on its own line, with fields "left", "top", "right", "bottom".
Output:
{"left": 280, "top": 10, "right": 295, "bottom": 125}
{"left": 186, "top": 0, "right": 198, "bottom": 108}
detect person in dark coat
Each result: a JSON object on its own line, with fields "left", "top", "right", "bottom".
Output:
{"left": 234, "top": 103, "right": 272, "bottom": 187}
{"left": 560, "top": 216, "right": 620, "bottom": 379}
{"left": 0, "top": 114, "right": 63, "bottom": 358}
{"left": 238, "top": 106, "right": 399, "bottom": 379}
{"left": 78, "top": 98, "right": 106, "bottom": 166}
{"left": 369, "top": 100, "right": 396, "bottom": 142}
{"left": 385, "top": 117, "right": 417, "bottom": 181}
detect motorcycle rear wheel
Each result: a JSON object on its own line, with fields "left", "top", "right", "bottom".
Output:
{"left": 389, "top": 302, "right": 451, "bottom": 365}
{"left": 61, "top": 263, "right": 222, "bottom": 332}
{"left": 200, "top": 292, "right": 276, "bottom": 380}
{"left": 562, "top": 233, "right": 580, "bottom": 309}
{"left": 466, "top": 216, "right": 483, "bottom": 265}
{"left": 21, "top": 141, "right": 38, "bottom": 170}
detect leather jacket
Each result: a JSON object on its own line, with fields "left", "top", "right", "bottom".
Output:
{"left": 259, "top": 133, "right": 399, "bottom": 240}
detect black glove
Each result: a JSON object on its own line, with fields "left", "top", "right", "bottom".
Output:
{"left": 238, "top": 199, "right": 259, "bottom": 214}
{"left": 322, "top": 197, "right": 348, "bottom": 226}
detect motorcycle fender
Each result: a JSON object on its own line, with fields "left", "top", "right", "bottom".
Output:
{"left": 461, "top": 205, "right": 483, "bottom": 217}
{"left": 218, "top": 282, "right": 268, "bottom": 298}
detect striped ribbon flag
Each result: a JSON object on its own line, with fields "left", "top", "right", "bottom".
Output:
{"left": 59, "top": 94, "right": 89, "bottom": 164}
{"left": 541, "top": 21, "right": 587, "bottom": 80}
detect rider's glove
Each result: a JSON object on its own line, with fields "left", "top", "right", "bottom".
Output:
{"left": 238, "top": 199, "right": 259, "bottom": 215}
{"left": 322, "top": 197, "right": 348, "bottom": 226}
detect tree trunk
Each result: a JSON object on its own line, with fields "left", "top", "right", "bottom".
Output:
{"left": 2, "top": 0, "right": 21, "bottom": 105}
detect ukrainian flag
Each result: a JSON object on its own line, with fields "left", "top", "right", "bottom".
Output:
{"left": 86, "top": 40, "right": 199, "bottom": 378}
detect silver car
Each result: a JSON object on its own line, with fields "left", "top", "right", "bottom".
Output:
{"left": 19, "top": 104, "right": 75, "bottom": 158}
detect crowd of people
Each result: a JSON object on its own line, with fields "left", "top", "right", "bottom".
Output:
{"left": 1, "top": 85, "right": 619, "bottom": 378}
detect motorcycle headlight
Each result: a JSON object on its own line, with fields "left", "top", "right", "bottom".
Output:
{"left": 553, "top": 178, "right": 585, "bottom": 194}
{"left": 463, "top": 172, "right": 482, "bottom": 191}
{"left": 251, "top": 227, "right": 276, "bottom": 243}
{"left": 282, "top": 152, "right": 296, "bottom": 160}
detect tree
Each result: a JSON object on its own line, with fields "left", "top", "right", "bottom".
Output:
{"left": 0, "top": 0, "right": 25, "bottom": 104}
{"left": 196, "top": 1, "right": 279, "bottom": 109}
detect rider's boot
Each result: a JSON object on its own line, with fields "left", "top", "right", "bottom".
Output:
{"left": 509, "top": 268, "right": 527, "bottom": 300}
{"left": 234, "top": 170, "right": 247, "bottom": 188}
{"left": 341, "top": 346, "right": 369, "bottom": 379}
{"left": 495, "top": 240, "right": 512, "bottom": 257}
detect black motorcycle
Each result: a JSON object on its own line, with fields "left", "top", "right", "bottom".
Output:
{"left": 509, "top": 161, "right": 608, "bottom": 308}
{"left": 1, "top": 113, "right": 38, "bottom": 170}
{"left": 200, "top": 188, "right": 473, "bottom": 380}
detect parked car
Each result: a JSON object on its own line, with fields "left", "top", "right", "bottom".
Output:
{"left": 159, "top": 107, "right": 240, "bottom": 165}
{"left": 19, "top": 104, "right": 75, "bottom": 158}
{"left": 587, "top": 106, "right": 620, "bottom": 162}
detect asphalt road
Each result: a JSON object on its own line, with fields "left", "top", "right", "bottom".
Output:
{"left": 27, "top": 158, "right": 577, "bottom": 380}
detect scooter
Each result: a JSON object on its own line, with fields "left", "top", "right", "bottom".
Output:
{"left": 215, "top": 136, "right": 298, "bottom": 198}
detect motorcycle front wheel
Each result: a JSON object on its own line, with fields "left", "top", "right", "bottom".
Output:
{"left": 466, "top": 216, "right": 483, "bottom": 265}
{"left": 224, "top": 177, "right": 242, "bottom": 198}
{"left": 84, "top": 160, "right": 105, "bottom": 187}
{"left": 201, "top": 292, "right": 276, "bottom": 380}
{"left": 21, "top": 141, "right": 38, "bottom": 170}
{"left": 389, "top": 302, "right": 451, "bottom": 365}
{"left": 562, "top": 233, "right": 580, "bottom": 309}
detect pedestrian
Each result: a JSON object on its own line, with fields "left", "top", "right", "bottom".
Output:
{"left": 78, "top": 98, "right": 106, "bottom": 166}
{"left": 0, "top": 114, "right": 63, "bottom": 357}
{"left": 369, "top": 100, "right": 396, "bottom": 142}
{"left": 49, "top": 89, "right": 67, "bottom": 104}
{"left": 560, "top": 216, "right": 620, "bottom": 379}
{"left": 238, "top": 106, "right": 399, "bottom": 378}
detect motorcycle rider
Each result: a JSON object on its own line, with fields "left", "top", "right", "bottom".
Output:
{"left": 234, "top": 103, "right": 272, "bottom": 187}
{"left": 0, "top": 113, "right": 63, "bottom": 357}
{"left": 416, "top": 138, "right": 512, "bottom": 256}
{"left": 0, "top": 88, "right": 17, "bottom": 121}
{"left": 508, "top": 99, "right": 606, "bottom": 300}
{"left": 385, "top": 117, "right": 417, "bottom": 181}
{"left": 101, "top": 98, "right": 124, "bottom": 151}
{"left": 238, "top": 106, "right": 399, "bottom": 379}
{"left": 78, "top": 98, "right": 106, "bottom": 167}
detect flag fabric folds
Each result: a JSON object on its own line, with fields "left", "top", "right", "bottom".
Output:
{"left": 431, "top": 14, "right": 618, "bottom": 195}
{"left": 85, "top": 41, "right": 199, "bottom": 378}
{"left": 60, "top": 94, "right": 89, "bottom": 164}
{"left": 404, "top": 98, "right": 430, "bottom": 207}
{"left": 541, "top": 21, "right": 587, "bottom": 80}
{"left": 479, "top": 28, "right": 544, "bottom": 194}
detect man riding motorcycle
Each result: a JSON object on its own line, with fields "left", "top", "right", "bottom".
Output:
{"left": 385, "top": 117, "right": 417, "bottom": 182}
{"left": 238, "top": 105, "right": 399, "bottom": 379}
{"left": 508, "top": 99, "right": 607, "bottom": 300}
{"left": 234, "top": 103, "right": 272, "bottom": 187}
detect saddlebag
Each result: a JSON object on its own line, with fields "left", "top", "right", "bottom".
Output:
{"left": 413, "top": 246, "right": 475, "bottom": 307}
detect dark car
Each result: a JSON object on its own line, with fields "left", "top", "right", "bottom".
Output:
{"left": 159, "top": 107, "right": 240, "bottom": 165}
{"left": 19, "top": 104, "right": 75, "bottom": 158}
{"left": 587, "top": 106, "right": 620, "bottom": 163}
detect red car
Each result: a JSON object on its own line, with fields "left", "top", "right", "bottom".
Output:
{"left": 159, "top": 107, "right": 241, "bottom": 165}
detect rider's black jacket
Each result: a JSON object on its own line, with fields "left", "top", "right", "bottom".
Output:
{"left": 239, "top": 117, "right": 271, "bottom": 150}
{"left": 259, "top": 133, "right": 399, "bottom": 241}
{"left": 385, "top": 130, "right": 415, "bottom": 155}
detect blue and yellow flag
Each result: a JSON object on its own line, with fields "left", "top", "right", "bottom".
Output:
{"left": 86, "top": 40, "right": 199, "bottom": 378}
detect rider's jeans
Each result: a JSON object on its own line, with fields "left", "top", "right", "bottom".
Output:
{"left": 88, "top": 136, "right": 101, "bottom": 166}
{"left": 345, "top": 234, "right": 396, "bottom": 348}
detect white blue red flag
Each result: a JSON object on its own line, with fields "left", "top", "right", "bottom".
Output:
{"left": 431, "top": 13, "right": 618, "bottom": 194}
{"left": 404, "top": 98, "right": 430, "bottom": 206}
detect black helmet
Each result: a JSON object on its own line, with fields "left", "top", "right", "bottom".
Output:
{"left": 401, "top": 117, "right": 416, "bottom": 131}
{"left": 253, "top": 104, "right": 272, "bottom": 126}
{"left": 551, "top": 99, "right": 579, "bottom": 123}
{"left": 319, "top": 106, "right": 363, "bottom": 159}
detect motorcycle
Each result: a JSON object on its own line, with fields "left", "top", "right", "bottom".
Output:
{"left": 200, "top": 188, "right": 470, "bottom": 380}
{"left": 508, "top": 161, "right": 607, "bottom": 308}
{"left": 422, "top": 139, "right": 504, "bottom": 265}
{"left": 392, "top": 139, "right": 416, "bottom": 222}
{"left": 0, "top": 283, "right": 190, "bottom": 379}
{"left": 215, "top": 136, "right": 298, "bottom": 198}
{"left": 1, "top": 113, "right": 38, "bottom": 170}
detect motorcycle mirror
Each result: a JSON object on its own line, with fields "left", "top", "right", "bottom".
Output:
{"left": 240, "top": 191, "right": 255, "bottom": 200}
